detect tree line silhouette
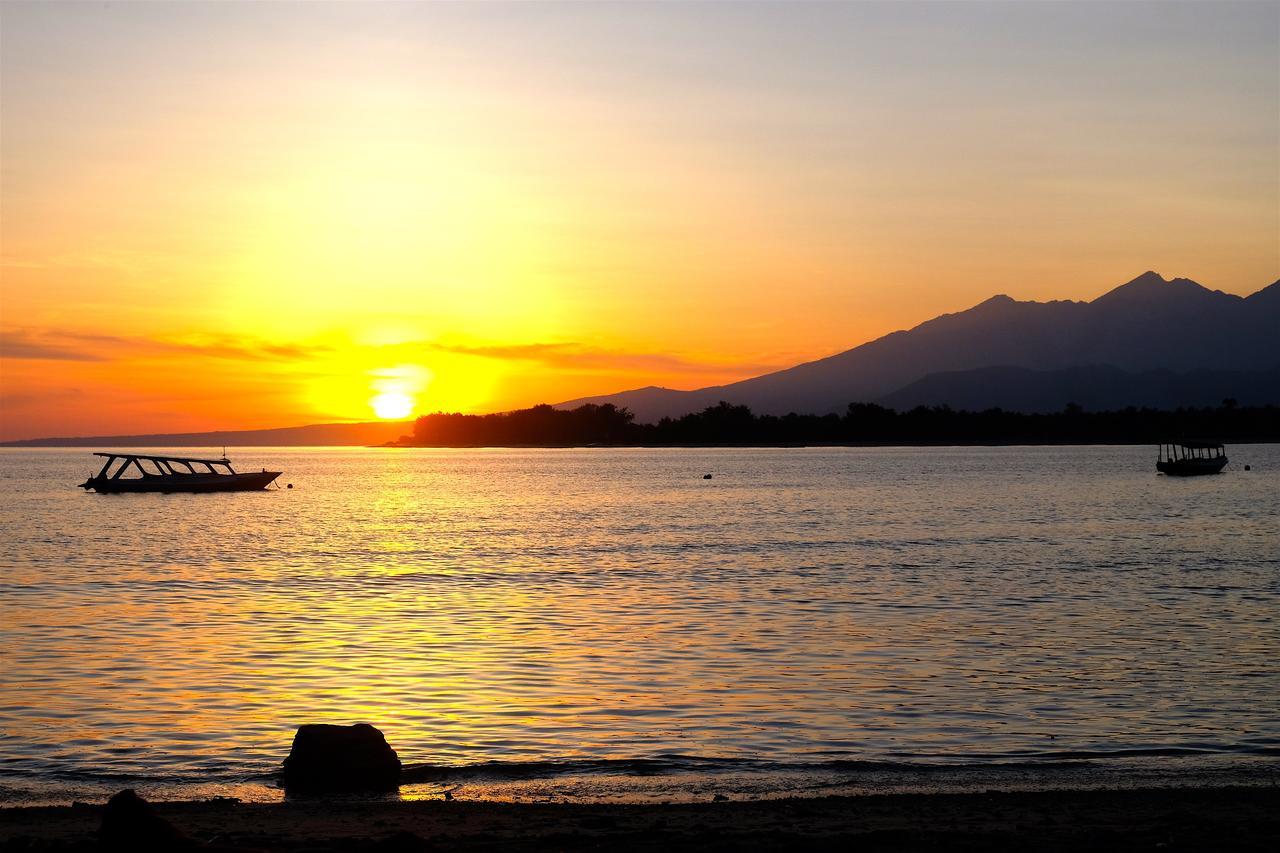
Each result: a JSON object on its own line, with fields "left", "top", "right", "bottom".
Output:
{"left": 395, "top": 400, "right": 1280, "bottom": 446}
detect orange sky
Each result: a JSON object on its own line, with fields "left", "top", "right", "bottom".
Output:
{"left": 2, "top": 2, "right": 1277, "bottom": 440}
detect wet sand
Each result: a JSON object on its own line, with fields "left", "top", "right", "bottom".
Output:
{"left": 3, "top": 786, "right": 1278, "bottom": 851}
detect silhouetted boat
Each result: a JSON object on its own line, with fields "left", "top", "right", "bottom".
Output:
{"left": 1156, "top": 441, "right": 1227, "bottom": 476}
{"left": 79, "top": 452, "right": 282, "bottom": 493}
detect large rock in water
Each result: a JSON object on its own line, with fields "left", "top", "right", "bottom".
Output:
{"left": 281, "top": 723, "right": 402, "bottom": 792}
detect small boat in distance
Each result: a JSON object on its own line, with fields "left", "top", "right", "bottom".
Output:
{"left": 79, "top": 452, "right": 282, "bottom": 493}
{"left": 1156, "top": 441, "right": 1228, "bottom": 476}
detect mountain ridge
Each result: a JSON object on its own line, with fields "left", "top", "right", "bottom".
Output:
{"left": 555, "top": 272, "right": 1279, "bottom": 421}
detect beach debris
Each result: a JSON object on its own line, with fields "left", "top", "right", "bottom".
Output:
{"left": 703, "top": 473, "right": 713, "bottom": 479}
{"left": 98, "top": 788, "right": 195, "bottom": 851}
{"left": 204, "top": 795, "right": 240, "bottom": 807}
{"left": 281, "top": 722, "right": 402, "bottom": 792}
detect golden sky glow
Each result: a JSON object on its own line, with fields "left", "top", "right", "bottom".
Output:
{"left": 1, "top": 2, "right": 1277, "bottom": 440}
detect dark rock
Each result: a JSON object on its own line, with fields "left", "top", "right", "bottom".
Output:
{"left": 282, "top": 723, "right": 402, "bottom": 792}
{"left": 98, "top": 788, "right": 194, "bottom": 851}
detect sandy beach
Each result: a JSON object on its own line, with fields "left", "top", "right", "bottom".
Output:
{"left": 3, "top": 786, "right": 1278, "bottom": 851}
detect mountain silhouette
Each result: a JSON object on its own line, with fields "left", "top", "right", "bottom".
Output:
{"left": 557, "top": 272, "right": 1280, "bottom": 420}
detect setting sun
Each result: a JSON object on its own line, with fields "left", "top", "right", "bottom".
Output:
{"left": 371, "top": 392, "right": 414, "bottom": 420}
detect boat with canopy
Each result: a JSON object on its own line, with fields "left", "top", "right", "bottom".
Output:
{"left": 79, "top": 452, "right": 282, "bottom": 493}
{"left": 1156, "top": 441, "right": 1228, "bottom": 476}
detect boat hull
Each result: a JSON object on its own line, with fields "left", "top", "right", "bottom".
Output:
{"left": 1157, "top": 457, "right": 1227, "bottom": 476}
{"left": 81, "top": 471, "right": 282, "bottom": 493}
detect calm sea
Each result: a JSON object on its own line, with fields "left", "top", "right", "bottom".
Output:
{"left": 1, "top": 446, "right": 1278, "bottom": 804}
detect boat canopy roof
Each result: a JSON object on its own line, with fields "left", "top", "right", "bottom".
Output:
{"left": 92, "top": 452, "right": 231, "bottom": 465}
{"left": 1169, "top": 441, "right": 1224, "bottom": 450}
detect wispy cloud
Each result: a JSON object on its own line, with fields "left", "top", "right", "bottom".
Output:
{"left": 0, "top": 329, "right": 334, "bottom": 363}
{"left": 421, "top": 341, "right": 777, "bottom": 376}
{"left": 0, "top": 334, "right": 108, "bottom": 362}
{"left": 2, "top": 328, "right": 779, "bottom": 379}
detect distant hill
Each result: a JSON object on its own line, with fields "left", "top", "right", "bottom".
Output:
{"left": 557, "top": 272, "right": 1280, "bottom": 421}
{"left": 0, "top": 420, "right": 411, "bottom": 448}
